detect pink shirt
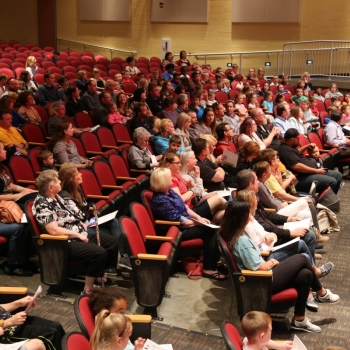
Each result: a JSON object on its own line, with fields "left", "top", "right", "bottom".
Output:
{"left": 108, "top": 112, "right": 127, "bottom": 125}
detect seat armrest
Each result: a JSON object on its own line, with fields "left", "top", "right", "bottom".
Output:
{"left": 145, "top": 235, "right": 172, "bottom": 242}
{"left": 86, "top": 151, "right": 104, "bottom": 155}
{"left": 0, "top": 287, "right": 28, "bottom": 295}
{"left": 117, "top": 176, "right": 137, "bottom": 181}
{"left": 102, "top": 185, "right": 123, "bottom": 190}
{"left": 102, "top": 145, "right": 118, "bottom": 149}
{"left": 241, "top": 270, "right": 272, "bottom": 277}
{"left": 17, "top": 180, "right": 36, "bottom": 184}
{"left": 137, "top": 254, "right": 167, "bottom": 260}
{"left": 87, "top": 195, "right": 110, "bottom": 200}
{"left": 155, "top": 220, "right": 181, "bottom": 226}
{"left": 260, "top": 251, "right": 270, "bottom": 257}
{"left": 130, "top": 169, "right": 149, "bottom": 174}
{"left": 28, "top": 142, "right": 45, "bottom": 146}
{"left": 264, "top": 208, "right": 276, "bottom": 213}
{"left": 39, "top": 234, "right": 69, "bottom": 240}
{"left": 117, "top": 140, "right": 132, "bottom": 144}
{"left": 319, "top": 149, "right": 330, "bottom": 153}
{"left": 128, "top": 315, "right": 152, "bottom": 323}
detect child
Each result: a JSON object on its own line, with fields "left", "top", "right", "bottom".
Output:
{"left": 234, "top": 93, "right": 246, "bottom": 112}
{"left": 269, "top": 75, "right": 279, "bottom": 86}
{"left": 341, "top": 104, "right": 350, "bottom": 122}
{"left": 274, "top": 94, "right": 285, "bottom": 106}
{"left": 247, "top": 93, "right": 259, "bottom": 110}
{"left": 107, "top": 102, "right": 129, "bottom": 125}
{"left": 331, "top": 98, "right": 342, "bottom": 111}
{"left": 281, "top": 74, "right": 289, "bottom": 85}
{"left": 215, "top": 73, "right": 223, "bottom": 85}
{"left": 114, "top": 73, "right": 122, "bottom": 84}
{"left": 307, "top": 145, "right": 323, "bottom": 169}
{"left": 114, "top": 82, "right": 125, "bottom": 95}
{"left": 220, "top": 79, "right": 231, "bottom": 93}
{"left": 207, "top": 91, "right": 217, "bottom": 106}
{"left": 300, "top": 100, "right": 320, "bottom": 128}
{"left": 325, "top": 83, "right": 343, "bottom": 99}
{"left": 90, "top": 310, "right": 145, "bottom": 350}
{"left": 261, "top": 91, "right": 274, "bottom": 116}
{"left": 276, "top": 84, "right": 289, "bottom": 95}
{"left": 121, "top": 71, "right": 134, "bottom": 85}
{"left": 202, "top": 72, "right": 210, "bottom": 84}
{"left": 323, "top": 106, "right": 336, "bottom": 125}
{"left": 291, "top": 88, "right": 308, "bottom": 106}
{"left": 166, "top": 134, "right": 183, "bottom": 154}
{"left": 208, "top": 79, "right": 219, "bottom": 93}
{"left": 171, "top": 73, "right": 180, "bottom": 88}
{"left": 38, "top": 150, "right": 57, "bottom": 171}
{"left": 17, "top": 80, "right": 26, "bottom": 93}
{"left": 241, "top": 311, "right": 293, "bottom": 350}
{"left": 313, "top": 87, "right": 325, "bottom": 103}
{"left": 342, "top": 92, "right": 350, "bottom": 106}
{"left": 309, "top": 96, "right": 319, "bottom": 117}
{"left": 303, "top": 89, "right": 309, "bottom": 98}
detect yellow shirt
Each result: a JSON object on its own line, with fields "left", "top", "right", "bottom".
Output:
{"left": 265, "top": 174, "right": 282, "bottom": 195}
{"left": 279, "top": 161, "right": 286, "bottom": 172}
{"left": 0, "top": 126, "right": 26, "bottom": 147}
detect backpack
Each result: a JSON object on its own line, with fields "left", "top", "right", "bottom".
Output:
{"left": 317, "top": 186, "right": 340, "bottom": 213}
{"left": 316, "top": 203, "right": 340, "bottom": 234}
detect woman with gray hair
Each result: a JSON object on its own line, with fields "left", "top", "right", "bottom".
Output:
{"left": 128, "top": 127, "right": 162, "bottom": 170}
{"left": 32, "top": 170, "right": 119, "bottom": 294}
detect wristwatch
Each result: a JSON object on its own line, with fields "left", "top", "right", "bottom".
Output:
{"left": 0, "top": 319, "right": 4, "bottom": 327}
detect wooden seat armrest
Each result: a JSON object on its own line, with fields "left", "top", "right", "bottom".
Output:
{"left": 319, "top": 149, "right": 330, "bottom": 153}
{"left": 46, "top": 137, "right": 52, "bottom": 140}
{"left": 17, "top": 180, "right": 36, "bottom": 184}
{"left": 128, "top": 315, "right": 152, "bottom": 323}
{"left": 264, "top": 208, "right": 276, "bottom": 213}
{"left": 102, "top": 185, "right": 123, "bottom": 190}
{"left": 54, "top": 164, "right": 62, "bottom": 168}
{"left": 241, "top": 270, "right": 272, "bottom": 277}
{"left": 136, "top": 254, "right": 167, "bottom": 260}
{"left": 130, "top": 169, "right": 149, "bottom": 174}
{"left": 145, "top": 235, "right": 172, "bottom": 242}
{"left": 39, "top": 234, "right": 69, "bottom": 240}
{"left": 155, "top": 220, "right": 181, "bottom": 226}
{"left": 117, "top": 176, "right": 136, "bottom": 181}
{"left": 117, "top": 140, "right": 132, "bottom": 144}
{"left": 87, "top": 195, "right": 110, "bottom": 200}
{"left": 86, "top": 151, "right": 104, "bottom": 155}
{"left": 28, "top": 142, "right": 45, "bottom": 146}
{"left": 260, "top": 251, "right": 270, "bottom": 257}
{"left": 0, "top": 287, "right": 28, "bottom": 294}
{"left": 102, "top": 145, "right": 119, "bottom": 149}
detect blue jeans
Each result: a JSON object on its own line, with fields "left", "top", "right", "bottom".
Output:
{"left": 0, "top": 223, "right": 28, "bottom": 265}
{"left": 87, "top": 218, "right": 126, "bottom": 255}
{"left": 268, "top": 239, "right": 313, "bottom": 264}
{"left": 295, "top": 169, "right": 342, "bottom": 194}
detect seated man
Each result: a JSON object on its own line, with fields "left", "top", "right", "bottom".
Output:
{"left": 214, "top": 122, "right": 236, "bottom": 158}
{"left": 38, "top": 72, "right": 61, "bottom": 106}
{"left": 81, "top": 80, "right": 100, "bottom": 113}
{"left": 176, "top": 94, "right": 189, "bottom": 114}
{"left": 0, "top": 109, "right": 29, "bottom": 157}
{"left": 324, "top": 109, "right": 350, "bottom": 178}
{"left": 192, "top": 138, "right": 225, "bottom": 192}
{"left": 279, "top": 128, "right": 342, "bottom": 194}
{"left": 145, "top": 83, "right": 163, "bottom": 117}
{"left": 272, "top": 103, "right": 291, "bottom": 138}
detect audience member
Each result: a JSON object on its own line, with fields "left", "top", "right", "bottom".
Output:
{"left": 38, "top": 72, "right": 61, "bottom": 106}
{"left": 214, "top": 122, "right": 235, "bottom": 158}
{"left": 17, "top": 91, "right": 41, "bottom": 124}
{"left": 175, "top": 112, "right": 192, "bottom": 150}
{"left": 238, "top": 117, "right": 266, "bottom": 150}
{"left": 82, "top": 80, "right": 100, "bottom": 112}
{"left": 91, "top": 68, "right": 106, "bottom": 92}
{"left": 57, "top": 75, "right": 69, "bottom": 102}
{"left": 76, "top": 70, "right": 88, "bottom": 95}
{"left": 153, "top": 118, "right": 177, "bottom": 155}
{"left": 176, "top": 93, "right": 189, "bottom": 114}
{"left": 0, "top": 93, "right": 30, "bottom": 127}
{"left": 159, "top": 96, "right": 179, "bottom": 124}
{"left": 25, "top": 56, "right": 38, "bottom": 79}
{"left": 38, "top": 150, "right": 57, "bottom": 171}
{"left": 272, "top": 103, "right": 291, "bottom": 137}
{"left": 94, "top": 92, "right": 112, "bottom": 127}
{"left": 65, "top": 85, "right": 86, "bottom": 117}
{"left": 116, "top": 92, "right": 132, "bottom": 118}
{"left": 146, "top": 83, "right": 163, "bottom": 116}
{"left": 197, "top": 106, "right": 217, "bottom": 137}
{"left": 325, "top": 84, "right": 343, "bottom": 99}
{"left": 130, "top": 102, "right": 155, "bottom": 135}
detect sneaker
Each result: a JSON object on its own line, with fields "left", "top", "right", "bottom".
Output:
{"left": 4, "top": 266, "right": 33, "bottom": 277}
{"left": 118, "top": 254, "right": 132, "bottom": 271}
{"left": 318, "top": 262, "right": 334, "bottom": 278}
{"left": 105, "top": 268, "right": 121, "bottom": 276}
{"left": 291, "top": 317, "right": 321, "bottom": 333}
{"left": 306, "top": 297, "right": 319, "bottom": 311}
{"left": 314, "top": 288, "right": 339, "bottom": 304}
{"left": 317, "top": 235, "right": 329, "bottom": 243}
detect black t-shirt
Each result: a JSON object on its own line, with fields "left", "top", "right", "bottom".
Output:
{"left": 196, "top": 158, "right": 225, "bottom": 192}
{"left": 278, "top": 142, "right": 316, "bottom": 175}
{"left": 255, "top": 125, "right": 280, "bottom": 150}
{"left": 146, "top": 96, "right": 163, "bottom": 116}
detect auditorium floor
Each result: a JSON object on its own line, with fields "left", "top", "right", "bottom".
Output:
{"left": 1, "top": 180, "right": 349, "bottom": 349}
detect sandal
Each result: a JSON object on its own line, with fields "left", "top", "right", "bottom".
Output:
{"left": 94, "top": 277, "right": 118, "bottom": 286}
{"left": 217, "top": 261, "right": 228, "bottom": 273}
{"left": 202, "top": 271, "right": 226, "bottom": 281}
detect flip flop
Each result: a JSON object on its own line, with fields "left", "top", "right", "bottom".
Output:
{"left": 202, "top": 271, "right": 226, "bottom": 281}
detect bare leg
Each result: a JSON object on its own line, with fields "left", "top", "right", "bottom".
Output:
{"left": 84, "top": 276, "right": 95, "bottom": 293}
{"left": 23, "top": 339, "right": 45, "bottom": 350}
{"left": 207, "top": 195, "right": 226, "bottom": 223}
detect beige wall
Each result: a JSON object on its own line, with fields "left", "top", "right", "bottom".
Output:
{"left": 56, "top": 0, "right": 350, "bottom": 74}
{"left": 0, "top": 0, "right": 38, "bottom": 45}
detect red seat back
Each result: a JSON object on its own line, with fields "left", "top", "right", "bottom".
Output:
{"left": 123, "top": 82, "right": 137, "bottom": 94}
{"left": 215, "top": 91, "right": 228, "bottom": 103}
{"left": 41, "top": 61, "right": 55, "bottom": 70}
{"left": 92, "top": 161, "right": 116, "bottom": 187}
{"left": 79, "top": 169, "right": 103, "bottom": 197}
{"left": 62, "top": 332, "right": 90, "bottom": 350}
{"left": 80, "top": 132, "right": 103, "bottom": 155}
{"left": 112, "top": 123, "right": 132, "bottom": 144}
{"left": 108, "top": 154, "right": 131, "bottom": 178}
{"left": 75, "top": 113, "right": 93, "bottom": 128}
{"left": 9, "top": 156, "right": 36, "bottom": 185}
{"left": 119, "top": 216, "right": 147, "bottom": 255}
{"left": 316, "top": 100, "right": 326, "bottom": 112}
{"left": 308, "top": 132, "right": 323, "bottom": 149}
{"left": 28, "top": 148, "right": 42, "bottom": 175}
{"left": 96, "top": 127, "right": 117, "bottom": 149}
{"left": 141, "top": 190, "right": 156, "bottom": 224}
{"left": 71, "top": 137, "right": 87, "bottom": 158}
{"left": 74, "top": 295, "right": 95, "bottom": 337}
{"left": 220, "top": 321, "right": 243, "bottom": 350}
{"left": 22, "top": 123, "right": 46, "bottom": 144}
{"left": 130, "top": 202, "right": 156, "bottom": 241}
{"left": 24, "top": 200, "right": 43, "bottom": 238}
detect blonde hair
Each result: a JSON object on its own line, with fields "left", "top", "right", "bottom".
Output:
{"left": 236, "top": 189, "right": 257, "bottom": 215}
{"left": 150, "top": 167, "right": 171, "bottom": 192}
{"left": 25, "top": 56, "right": 36, "bottom": 68}
{"left": 90, "top": 310, "right": 132, "bottom": 350}
{"left": 158, "top": 118, "right": 173, "bottom": 134}
{"left": 35, "top": 169, "right": 59, "bottom": 195}
{"left": 200, "top": 134, "right": 217, "bottom": 145}
{"left": 176, "top": 112, "right": 190, "bottom": 141}
{"left": 50, "top": 101, "right": 65, "bottom": 117}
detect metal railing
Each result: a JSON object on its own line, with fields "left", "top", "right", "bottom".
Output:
{"left": 282, "top": 40, "right": 350, "bottom": 79}
{"left": 57, "top": 38, "right": 137, "bottom": 59}
{"left": 173, "top": 50, "right": 283, "bottom": 75}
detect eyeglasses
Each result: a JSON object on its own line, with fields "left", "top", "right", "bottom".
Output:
{"left": 170, "top": 161, "right": 181, "bottom": 164}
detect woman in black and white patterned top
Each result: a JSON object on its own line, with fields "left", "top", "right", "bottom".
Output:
{"left": 32, "top": 170, "right": 118, "bottom": 294}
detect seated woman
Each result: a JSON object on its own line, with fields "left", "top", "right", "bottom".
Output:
{"left": 128, "top": 127, "right": 162, "bottom": 170}
{"left": 33, "top": 170, "right": 119, "bottom": 294}
{"left": 159, "top": 97, "right": 179, "bottom": 124}
{"left": 288, "top": 106, "right": 310, "bottom": 135}
{"left": 129, "top": 88, "right": 150, "bottom": 114}
{"left": 175, "top": 112, "right": 192, "bottom": 151}
{"left": 161, "top": 152, "right": 225, "bottom": 224}
{"left": 213, "top": 122, "right": 236, "bottom": 158}
{"left": 0, "top": 94, "right": 30, "bottom": 128}
{"left": 116, "top": 93, "right": 132, "bottom": 118}
{"left": 254, "top": 161, "right": 313, "bottom": 222}
{"left": 237, "top": 117, "right": 266, "bottom": 150}
{"left": 236, "top": 189, "right": 332, "bottom": 279}
{"left": 162, "top": 52, "right": 177, "bottom": 68}
{"left": 91, "top": 311, "right": 145, "bottom": 350}
{"left": 65, "top": 86, "right": 86, "bottom": 117}
{"left": 19, "top": 70, "right": 38, "bottom": 93}
{"left": 150, "top": 167, "right": 225, "bottom": 280}
{"left": 25, "top": 56, "right": 38, "bottom": 80}
{"left": 236, "top": 141, "right": 261, "bottom": 169}
{"left": 196, "top": 107, "right": 217, "bottom": 137}
{"left": 91, "top": 68, "right": 105, "bottom": 92}
{"left": 58, "top": 163, "right": 129, "bottom": 271}
{"left": 200, "top": 134, "right": 225, "bottom": 165}
{"left": 17, "top": 91, "right": 41, "bottom": 125}
{"left": 0, "top": 295, "right": 65, "bottom": 350}
{"left": 153, "top": 119, "right": 177, "bottom": 155}
{"left": 76, "top": 70, "right": 88, "bottom": 96}
{"left": 88, "top": 287, "right": 145, "bottom": 350}
{"left": 219, "top": 199, "right": 339, "bottom": 333}
{"left": 48, "top": 120, "right": 92, "bottom": 168}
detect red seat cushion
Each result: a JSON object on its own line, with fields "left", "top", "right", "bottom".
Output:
{"left": 271, "top": 288, "right": 298, "bottom": 303}
{"left": 0, "top": 236, "right": 8, "bottom": 244}
{"left": 180, "top": 238, "right": 203, "bottom": 249}
{"left": 157, "top": 242, "right": 173, "bottom": 257}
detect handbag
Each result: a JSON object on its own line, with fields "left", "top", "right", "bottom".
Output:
{"left": 0, "top": 200, "right": 23, "bottom": 224}
{"left": 181, "top": 255, "right": 203, "bottom": 280}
